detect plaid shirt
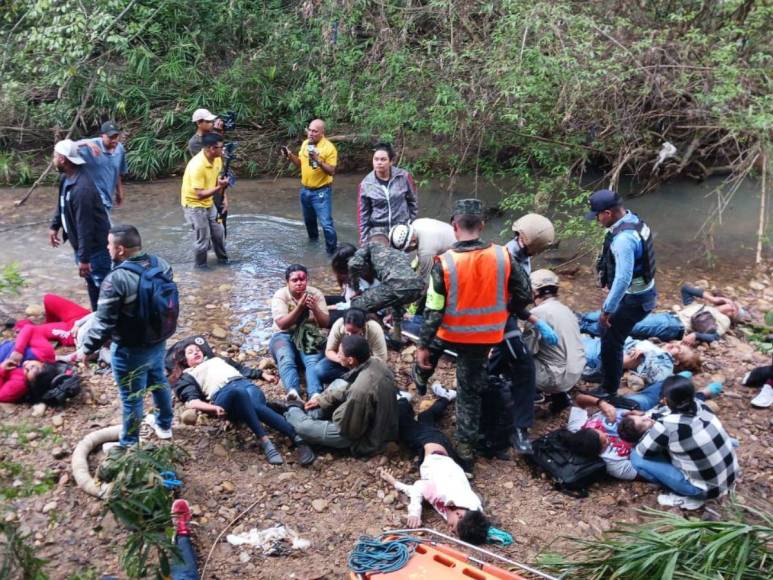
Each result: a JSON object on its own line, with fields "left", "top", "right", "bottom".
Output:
{"left": 636, "top": 400, "right": 738, "bottom": 499}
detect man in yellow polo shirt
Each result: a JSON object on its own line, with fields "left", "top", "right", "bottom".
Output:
{"left": 180, "top": 132, "right": 229, "bottom": 268}
{"left": 281, "top": 119, "right": 338, "bottom": 254}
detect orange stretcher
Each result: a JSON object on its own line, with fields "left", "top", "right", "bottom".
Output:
{"left": 348, "top": 529, "right": 557, "bottom": 580}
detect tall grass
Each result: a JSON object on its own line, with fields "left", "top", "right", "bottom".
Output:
{"left": 540, "top": 501, "right": 772, "bottom": 579}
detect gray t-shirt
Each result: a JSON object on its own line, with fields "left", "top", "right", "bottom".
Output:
{"left": 187, "top": 134, "right": 203, "bottom": 157}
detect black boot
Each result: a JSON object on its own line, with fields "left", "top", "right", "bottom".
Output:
{"left": 548, "top": 392, "right": 572, "bottom": 415}
{"left": 511, "top": 428, "right": 533, "bottom": 455}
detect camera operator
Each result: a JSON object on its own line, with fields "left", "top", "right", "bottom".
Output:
{"left": 188, "top": 109, "right": 235, "bottom": 237}
{"left": 281, "top": 119, "right": 338, "bottom": 254}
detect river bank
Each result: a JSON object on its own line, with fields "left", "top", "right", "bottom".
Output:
{"left": 0, "top": 180, "right": 771, "bottom": 578}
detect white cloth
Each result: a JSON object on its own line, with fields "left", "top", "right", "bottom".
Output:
{"left": 394, "top": 453, "right": 482, "bottom": 520}
{"left": 184, "top": 357, "right": 241, "bottom": 398}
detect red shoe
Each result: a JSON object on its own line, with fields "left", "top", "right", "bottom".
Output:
{"left": 171, "top": 499, "right": 192, "bottom": 536}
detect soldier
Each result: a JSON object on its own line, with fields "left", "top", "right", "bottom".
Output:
{"left": 332, "top": 234, "right": 424, "bottom": 311}
{"left": 415, "top": 200, "right": 533, "bottom": 469}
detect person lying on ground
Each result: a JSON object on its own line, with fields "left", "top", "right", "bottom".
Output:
{"left": 562, "top": 377, "right": 722, "bottom": 481}
{"left": 631, "top": 374, "right": 738, "bottom": 510}
{"left": 582, "top": 336, "right": 700, "bottom": 386}
{"left": 742, "top": 363, "right": 773, "bottom": 408}
{"left": 522, "top": 269, "right": 586, "bottom": 413}
{"left": 0, "top": 358, "right": 68, "bottom": 403}
{"left": 277, "top": 335, "right": 398, "bottom": 457}
{"left": 269, "top": 263, "right": 330, "bottom": 401}
{"left": 171, "top": 341, "right": 315, "bottom": 466}
{"left": 0, "top": 315, "right": 62, "bottom": 402}
{"left": 379, "top": 384, "right": 490, "bottom": 544}
{"left": 315, "top": 307, "right": 387, "bottom": 386}
{"left": 579, "top": 284, "right": 749, "bottom": 345}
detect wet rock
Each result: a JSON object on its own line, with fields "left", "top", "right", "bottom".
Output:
{"left": 51, "top": 414, "right": 64, "bottom": 427}
{"left": 27, "top": 431, "right": 40, "bottom": 441}
{"left": 311, "top": 499, "right": 328, "bottom": 513}
{"left": 278, "top": 472, "right": 295, "bottom": 482}
{"left": 31, "top": 403, "right": 47, "bottom": 417}
{"left": 211, "top": 326, "right": 227, "bottom": 339}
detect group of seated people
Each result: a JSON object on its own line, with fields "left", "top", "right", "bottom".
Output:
{"left": 0, "top": 240, "right": 762, "bottom": 540}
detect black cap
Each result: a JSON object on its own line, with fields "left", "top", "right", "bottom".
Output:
{"left": 585, "top": 189, "right": 622, "bottom": 220}
{"left": 100, "top": 121, "right": 121, "bottom": 137}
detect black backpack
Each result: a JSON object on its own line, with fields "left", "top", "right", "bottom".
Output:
{"left": 478, "top": 375, "right": 515, "bottom": 457}
{"left": 529, "top": 428, "right": 607, "bottom": 497}
{"left": 118, "top": 256, "right": 179, "bottom": 345}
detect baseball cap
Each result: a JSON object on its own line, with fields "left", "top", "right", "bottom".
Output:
{"left": 451, "top": 198, "right": 484, "bottom": 220}
{"left": 192, "top": 108, "right": 217, "bottom": 123}
{"left": 585, "top": 189, "right": 622, "bottom": 220}
{"left": 100, "top": 121, "right": 121, "bottom": 137}
{"left": 53, "top": 140, "right": 86, "bottom": 165}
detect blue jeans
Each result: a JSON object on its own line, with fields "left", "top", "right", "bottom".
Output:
{"left": 600, "top": 291, "right": 657, "bottom": 395}
{"left": 623, "top": 380, "right": 665, "bottom": 410}
{"left": 300, "top": 186, "right": 337, "bottom": 253}
{"left": 630, "top": 450, "right": 706, "bottom": 498}
{"left": 580, "top": 310, "right": 683, "bottom": 341}
{"left": 582, "top": 336, "right": 603, "bottom": 382}
{"left": 212, "top": 379, "right": 296, "bottom": 440}
{"left": 75, "top": 247, "right": 112, "bottom": 311}
{"left": 111, "top": 342, "right": 173, "bottom": 447}
{"left": 269, "top": 332, "right": 323, "bottom": 396}
{"left": 171, "top": 535, "right": 199, "bottom": 580}
{"left": 314, "top": 357, "right": 348, "bottom": 386}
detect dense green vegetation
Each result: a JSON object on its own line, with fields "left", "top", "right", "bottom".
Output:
{"left": 0, "top": 1, "right": 770, "bottom": 222}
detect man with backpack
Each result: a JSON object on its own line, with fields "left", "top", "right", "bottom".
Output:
{"left": 81, "top": 225, "right": 178, "bottom": 447}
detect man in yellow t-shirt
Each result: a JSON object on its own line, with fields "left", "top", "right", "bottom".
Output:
{"left": 281, "top": 119, "right": 338, "bottom": 253}
{"left": 180, "top": 132, "right": 229, "bottom": 268}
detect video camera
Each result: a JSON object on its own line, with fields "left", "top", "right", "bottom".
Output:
{"left": 219, "top": 111, "right": 237, "bottom": 132}
{"left": 220, "top": 141, "right": 239, "bottom": 188}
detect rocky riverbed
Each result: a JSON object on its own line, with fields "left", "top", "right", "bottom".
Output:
{"left": 1, "top": 258, "right": 772, "bottom": 579}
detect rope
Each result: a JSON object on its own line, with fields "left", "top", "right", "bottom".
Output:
{"left": 347, "top": 535, "right": 421, "bottom": 574}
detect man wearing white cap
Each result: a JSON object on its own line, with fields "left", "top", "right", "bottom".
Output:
{"left": 48, "top": 139, "right": 111, "bottom": 310}
{"left": 187, "top": 108, "right": 218, "bottom": 156}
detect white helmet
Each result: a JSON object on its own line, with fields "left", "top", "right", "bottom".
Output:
{"left": 389, "top": 224, "right": 414, "bottom": 251}
{"left": 530, "top": 269, "right": 560, "bottom": 291}
{"left": 511, "top": 213, "right": 555, "bottom": 256}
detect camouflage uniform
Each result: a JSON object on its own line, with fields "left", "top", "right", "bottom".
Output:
{"left": 348, "top": 242, "right": 424, "bottom": 313}
{"left": 415, "top": 199, "right": 532, "bottom": 460}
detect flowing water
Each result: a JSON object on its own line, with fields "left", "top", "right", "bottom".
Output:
{"left": 0, "top": 174, "right": 767, "bottom": 348}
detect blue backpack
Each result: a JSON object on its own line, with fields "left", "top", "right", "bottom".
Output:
{"left": 118, "top": 256, "right": 179, "bottom": 345}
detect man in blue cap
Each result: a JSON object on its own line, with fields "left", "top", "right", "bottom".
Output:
{"left": 585, "top": 189, "right": 657, "bottom": 397}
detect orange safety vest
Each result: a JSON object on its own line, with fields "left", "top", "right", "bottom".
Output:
{"left": 436, "top": 244, "right": 511, "bottom": 344}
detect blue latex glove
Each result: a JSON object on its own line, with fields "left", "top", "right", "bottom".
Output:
{"left": 534, "top": 319, "right": 559, "bottom": 346}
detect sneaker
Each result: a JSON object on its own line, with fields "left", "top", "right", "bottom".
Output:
{"left": 261, "top": 439, "right": 284, "bottom": 465}
{"left": 533, "top": 391, "right": 546, "bottom": 405}
{"left": 286, "top": 388, "right": 300, "bottom": 401}
{"left": 431, "top": 382, "right": 457, "bottom": 402}
{"left": 143, "top": 413, "right": 173, "bottom": 440}
{"left": 511, "top": 428, "right": 533, "bottom": 455}
{"left": 410, "top": 365, "right": 428, "bottom": 396}
{"left": 657, "top": 493, "right": 704, "bottom": 510}
{"left": 396, "top": 390, "right": 413, "bottom": 402}
{"left": 171, "top": 499, "right": 192, "bottom": 536}
{"left": 751, "top": 384, "right": 773, "bottom": 408}
{"left": 295, "top": 442, "right": 316, "bottom": 466}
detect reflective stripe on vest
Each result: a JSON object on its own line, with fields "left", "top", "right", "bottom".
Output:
{"left": 436, "top": 244, "right": 511, "bottom": 344}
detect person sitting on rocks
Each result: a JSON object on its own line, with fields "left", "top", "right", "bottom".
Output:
{"left": 269, "top": 263, "right": 330, "bottom": 401}
{"left": 562, "top": 376, "right": 722, "bottom": 481}
{"left": 583, "top": 336, "right": 701, "bottom": 387}
{"left": 578, "top": 284, "right": 749, "bottom": 345}
{"left": 315, "top": 308, "right": 388, "bottom": 386}
{"left": 380, "top": 384, "right": 490, "bottom": 544}
{"left": 277, "top": 335, "right": 398, "bottom": 457}
{"left": 631, "top": 374, "right": 738, "bottom": 510}
{"left": 171, "top": 339, "right": 315, "bottom": 466}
